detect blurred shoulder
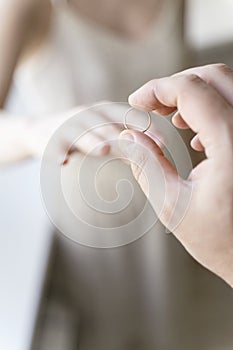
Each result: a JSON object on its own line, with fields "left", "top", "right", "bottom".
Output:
{"left": 0, "top": 0, "right": 52, "bottom": 32}
{"left": 0, "top": 0, "right": 52, "bottom": 60}
{"left": 0, "top": 0, "right": 51, "bottom": 15}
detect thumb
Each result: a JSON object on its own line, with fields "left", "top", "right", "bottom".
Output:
{"left": 119, "top": 130, "right": 190, "bottom": 230}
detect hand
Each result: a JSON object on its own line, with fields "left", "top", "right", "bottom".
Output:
{"left": 119, "top": 64, "right": 233, "bottom": 287}
{"left": 26, "top": 102, "right": 162, "bottom": 164}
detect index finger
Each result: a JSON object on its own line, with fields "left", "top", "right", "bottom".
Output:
{"left": 129, "top": 74, "right": 233, "bottom": 158}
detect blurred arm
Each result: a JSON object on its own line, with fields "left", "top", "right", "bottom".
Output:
{"left": 0, "top": 0, "right": 51, "bottom": 106}
{"left": 0, "top": 0, "right": 51, "bottom": 164}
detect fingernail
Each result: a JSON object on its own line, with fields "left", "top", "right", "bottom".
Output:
{"left": 120, "top": 130, "right": 135, "bottom": 142}
{"left": 119, "top": 131, "right": 135, "bottom": 157}
{"left": 60, "top": 155, "right": 69, "bottom": 166}
{"left": 98, "top": 143, "right": 111, "bottom": 156}
{"left": 128, "top": 92, "right": 138, "bottom": 105}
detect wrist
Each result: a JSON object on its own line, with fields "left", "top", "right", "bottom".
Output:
{"left": 20, "top": 118, "right": 38, "bottom": 159}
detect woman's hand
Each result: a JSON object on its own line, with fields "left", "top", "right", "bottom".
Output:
{"left": 0, "top": 102, "right": 162, "bottom": 165}
{"left": 29, "top": 102, "right": 162, "bottom": 164}
{"left": 119, "top": 64, "right": 233, "bottom": 287}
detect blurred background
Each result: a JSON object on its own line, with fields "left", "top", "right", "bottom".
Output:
{"left": 1, "top": 1, "right": 233, "bottom": 349}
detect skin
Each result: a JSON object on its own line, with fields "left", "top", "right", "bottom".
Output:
{"left": 71, "top": 0, "right": 164, "bottom": 38}
{"left": 0, "top": 0, "right": 167, "bottom": 165}
{"left": 119, "top": 63, "right": 233, "bottom": 287}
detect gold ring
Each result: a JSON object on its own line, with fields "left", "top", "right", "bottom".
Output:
{"left": 123, "top": 107, "right": 152, "bottom": 133}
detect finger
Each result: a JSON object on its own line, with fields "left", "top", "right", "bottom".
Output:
{"left": 145, "top": 128, "right": 164, "bottom": 148}
{"left": 76, "top": 111, "right": 122, "bottom": 156}
{"left": 190, "top": 134, "right": 204, "bottom": 152}
{"left": 95, "top": 102, "right": 128, "bottom": 128}
{"left": 145, "top": 112, "right": 164, "bottom": 147}
{"left": 74, "top": 132, "right": 110, "bottom": 156}
{"left": 129, "top": 79, "right": 176, "bottom": 115}
{"left": 172, "top": 111, "right": 189, "bottom": 129}
{"left": 119, "top": 129, "right": 187, "bottom": 229}
{"left": 61, "top": 145, "right": 78, "bottom": 166}
{"left": 173, "top": 63, "right": 233, "bottom": 108}
{"left": 79, "top": 110, "right": 121, "bottom": 141}
{"left": 98, "top": 104, "right": 164, "bottom": 149}
{"left": 98, "top": 111, "right": 123, "bottom": 131}
{"left": 129, "top": 74, "right": 233, "bottom": 158}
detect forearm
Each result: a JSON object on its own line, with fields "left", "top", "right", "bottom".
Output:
{"left": 0, "top": 111, "right": 32, "bottom": 165}
{"left": 0, "top": 0, "right": 51, "bottom": 107}
{"left": 0, "top": 106, "right": 85, "bottom": 166}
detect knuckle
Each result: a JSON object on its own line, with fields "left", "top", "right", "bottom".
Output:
{"left": 146, "top": 79, "right": 157, "bottom": 87}
{"left": 175, "top": 74, "right": 202, "bottom": 91}
{"left": 182, "top": 74, "right": 202, "bottom": 84}
{"left": 211, "top": 63, "right": 232, "bottom": 74}
{"left": 144, "top": 79, "right": 158, "bottom": 95}
{"left": 176, "top": 74, "right": 203, "bottom": 98}
{"left": 206, "top": 63, "right": 233, "bottom": 83}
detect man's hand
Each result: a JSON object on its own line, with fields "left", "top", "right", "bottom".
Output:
{"left": 119, "top": 64, "right": 233, "bottom": 287}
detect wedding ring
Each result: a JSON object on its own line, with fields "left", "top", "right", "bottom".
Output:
{"left": 123, "top": 107, "right": 152, "bottom": 133}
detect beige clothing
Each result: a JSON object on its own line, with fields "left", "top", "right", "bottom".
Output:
{"left": 6, "top": 1, "right": 185, "bottom": 114}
